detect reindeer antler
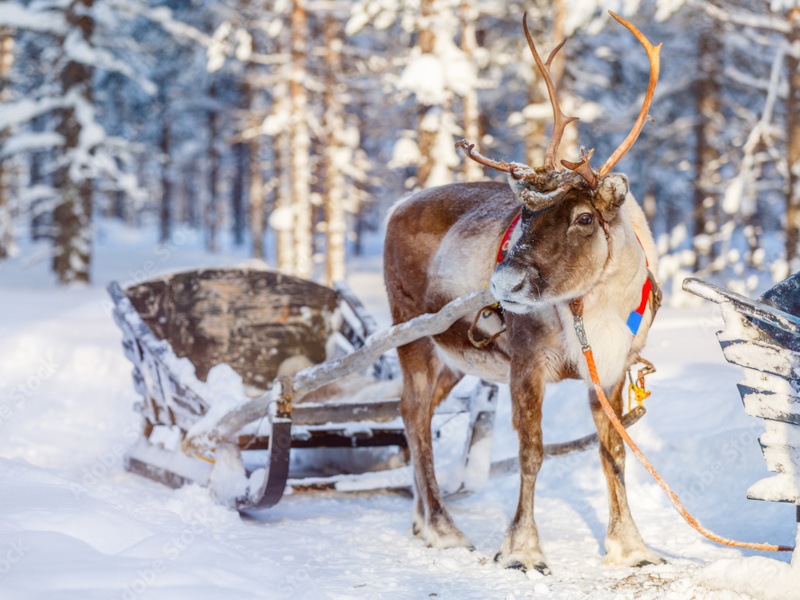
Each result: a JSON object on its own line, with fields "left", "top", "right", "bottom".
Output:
{"left": 455, "top": 139, "right": 530, "bottom": 180}
{"left": 561, "top": 147, "right": 596, "bottom": 189}
{"left": 523, "top": 13, "right": 578, "bottom": 171}
{"left": 455, "top": 12, "right": 660, "bottom": 194}
{"left": 595, "top": 11, "right": 662, "bottom": 180}
{"left": 455, "top": 139, "right": 515, "bottom": 174}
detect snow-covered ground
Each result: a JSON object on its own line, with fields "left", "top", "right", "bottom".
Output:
{"left": 1, "top": 222, "right": 798, "bottom": 599}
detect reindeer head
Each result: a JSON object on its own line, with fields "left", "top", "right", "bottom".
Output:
{"left": 457, "top": 11, "right": 660, "bottom": 313}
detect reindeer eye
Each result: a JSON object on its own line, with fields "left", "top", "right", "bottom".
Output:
{"left": 576, "top": 213, "right": 594, "bottom": 226}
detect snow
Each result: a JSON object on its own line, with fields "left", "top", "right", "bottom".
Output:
{"left": 399, "top": 52, "right": 448, "bottom": 106}
{"left": 0, "top": 221, "right": 799, "bottom": 598}
{"left": 700, "top": 557, "right": 800, "bottom": 600}
{"left": 268, "top": 205, "right": 293, "bottom": 232}
{"left": 398, "top": 38, "right": 477, "bottom": 107}
{"left": 389, "top": 135, "right": 420, "bottom": 169}
{"left": 207, "top": 22, "right": 233, "bottom": 73}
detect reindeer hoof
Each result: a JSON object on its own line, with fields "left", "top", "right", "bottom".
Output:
{"left": 533, "top": 562, "right": 551, "bottom": 576}
{"left": 414, "top": 517, "right": 471, "bottom": 549}
{"left": 634, "top": 557, "right": 667, "bottom": 568}
{"left": 494, "top": 553, "right": 551, "bottom": 575}
{"left": 603, "top": 542, "right": 664, "bottom": 568}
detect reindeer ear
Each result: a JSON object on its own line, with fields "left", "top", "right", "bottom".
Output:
{"left": 594, "top": 174, "right": 629, "bottom": 221}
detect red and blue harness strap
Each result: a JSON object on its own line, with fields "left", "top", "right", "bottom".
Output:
{"left": 626, "top": 276, "right": 651, "bottom": 336}
{"left": 626, "top": 234, "right": 651, "bottom": 336}
{"left": 496, "top": 213, "right": 651, "bottom": 337}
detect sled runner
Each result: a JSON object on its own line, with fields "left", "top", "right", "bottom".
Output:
{"left": 684, "top": 273, "right": 800, "bottom": 551}
{"left": 109, "top": 268, "right": 647, "bottom": 511}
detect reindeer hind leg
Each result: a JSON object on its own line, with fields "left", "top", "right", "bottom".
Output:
{"left": 398, "top": 339, "right": 468, "bottom": 549}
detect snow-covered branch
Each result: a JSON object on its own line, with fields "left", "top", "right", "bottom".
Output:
{"left": 64, "top": 30, "right": 156, "bottom": 96}
{"left": 144, "top": 7, "right": 213, "bottom": 47}
{"left": 0, "top": 96, "right": 65, "bottom": 130}
{"left": 722, "top": 44, "right": 786, "bottom": 216}
{"left": 0, "top": 1, "right": 65, "bottom": 34}
{"left": 689, "top": 0, "right": 791, "bottom": 33}
{"left": 0, "top": 131, "right": 64, "bottom": 158}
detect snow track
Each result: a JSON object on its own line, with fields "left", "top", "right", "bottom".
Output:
{"left": 0, "top": 226, "right": 797, "bottom": 599}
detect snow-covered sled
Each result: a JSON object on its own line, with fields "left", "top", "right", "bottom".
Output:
{"left": 108, "top": 268, "right": 499, "bottom": 510}
{"left": 684, "top": 273, "right": 800, "bottom": 557}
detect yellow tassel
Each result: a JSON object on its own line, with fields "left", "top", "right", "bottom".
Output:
{"left": 627, "top": 359, "right": 655, "bottom": 412}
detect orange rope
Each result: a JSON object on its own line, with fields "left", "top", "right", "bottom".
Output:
{"left": 582, "top": 346, "right": 794, "bottom": 553}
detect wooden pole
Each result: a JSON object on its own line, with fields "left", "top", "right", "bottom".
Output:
{"left": 184, "top": 289, "right": 495, "bottom": 450}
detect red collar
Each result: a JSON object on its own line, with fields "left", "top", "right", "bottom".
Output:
{"left": 497, "top": 213, "right": 521, "bottom": 263}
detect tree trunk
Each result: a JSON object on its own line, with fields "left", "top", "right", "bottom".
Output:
{"left": 52, "top": 0, "right": 94, "bottom": 284}
{"left": 273, "top": 126, "right": 295, "bottom": 272}
{"left": 179, "top": 161, "right": 197, "bottom": 226}
{"left": 248, "top": 135, "right": 265, "bottom": 260}
{"left": 416, "top": 0, "right": 436, "bottom": 188}
{"left": 787, "top": 9, "right": 800, "bottom": 267}
{"left": 323, "top": 16, "right": 346, "bottom": 285}
{"left": 206, "top": 86, "right": 220, "bottom": 253}
{"left": 290, "top": 0, "right": 312, "bottom": 279}
{"left": 460, "top": 2, "right": 482, "bottom": 182}
{"left": 231, "top": 141, "right": 247, "bottom": 247}
{"left": 0, "top": 30, "right": 13, "bottom": 259}
{"left": 238, "top": 71, "right": 266, "bottom": 260}
{"left": 692, "top": 20, "right": 722, "bottom": 271}
{"left": 230, "top": 77, "right": 247, "bottom": 248}
{"left": 159, "top": 113, "right": 172, "bottom": 244}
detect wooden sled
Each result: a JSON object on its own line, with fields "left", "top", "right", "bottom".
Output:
{"left": 109, "top": 268, "right": 500, "bottom": 510}
{"left": 110, "top": 268, "right": 647, "bottom": 511}
{"left": 684, "top": 274, "right": 800, "bottom": 522}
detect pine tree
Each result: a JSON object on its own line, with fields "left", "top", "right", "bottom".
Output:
{"left": 0, "top": 28, "right": 13, "bottom": 259}
{"left": 787, "top": 7, "right": 800, "bottom": 268}
{"left": 289, "top": 0, "right": 312, "bottom": 278}
{"left": 459, "top": 1, "right": 482, "bottom": 182}
{"left": 692, "top": 15, "right": 723, "bottom": 272}
{"left": 322, "top": 15, "right": 346, "bottom": 284}
{"left": 52, "top": 0, "right": 95, "bottom": 284}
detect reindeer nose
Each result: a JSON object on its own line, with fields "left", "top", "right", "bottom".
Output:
{"left": 490, "top": 265, "right": 533, "bottom": 300}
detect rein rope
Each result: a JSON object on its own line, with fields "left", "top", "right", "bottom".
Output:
{"left": 569, "top": 299, "right": 794, "bottom": 553}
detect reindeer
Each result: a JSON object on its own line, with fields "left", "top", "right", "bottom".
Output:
{"left": 383, "top": 12, "right": 663, "bottom": 574}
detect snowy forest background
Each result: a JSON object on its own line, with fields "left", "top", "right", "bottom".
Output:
{"left": 0, "top": 0, "right": 798, "bottom": 297}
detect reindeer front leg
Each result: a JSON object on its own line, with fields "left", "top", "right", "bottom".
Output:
{"left": 590, "top": 376, "right": 663, "bottom": 567}
{"left": 495, "top": 367, "right": 549, "bottom": 574}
